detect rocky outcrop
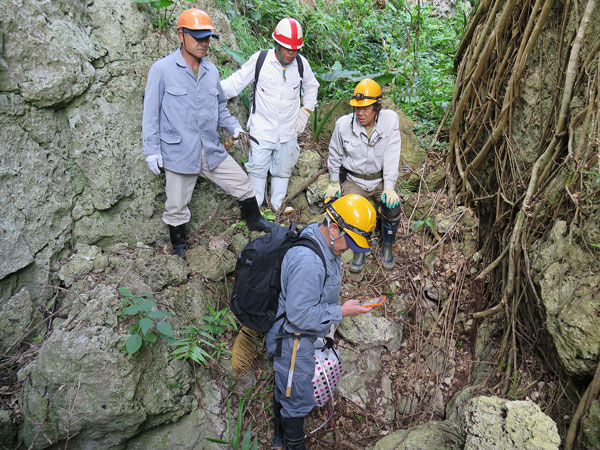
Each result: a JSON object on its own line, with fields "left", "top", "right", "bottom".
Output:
{"left": 531, "top": 220, "right": 600, "bottom": 377}
{"left": 370, "top": 396, "right": 561, "bottom": 450}
{"left": 15, "top": 243, "right": 230, "bottom": 449}
{"left": 0, "top": 0, "right": 238, "bottom": 310}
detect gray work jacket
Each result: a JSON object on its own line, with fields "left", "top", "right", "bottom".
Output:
{"left": 328, "top": 109, "right": 402, "bottom": 192}
{"left": 142, "top": 49, "right": 241, "bottom": 174}
{"left": 267, "top": 222, "right": 343, "bottom": 345}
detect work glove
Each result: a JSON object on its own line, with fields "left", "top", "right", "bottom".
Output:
{"left": 381, "top": 189, "right": 400, "bottom": 208}
{"left": 322, "top": 181, "right": 341, "bottom": 199}
{"left": 294, "top": 108, "right": 310, "bottom": 134}
{"left": 145, "top": 154, "right": 163, "bottom": 175}
{"left": 233, "top": 128, "right": 251, "bottom": 156}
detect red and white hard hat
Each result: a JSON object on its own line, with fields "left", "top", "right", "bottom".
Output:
{"left": 272, "top": 17, "right": 304, "bottom": 50}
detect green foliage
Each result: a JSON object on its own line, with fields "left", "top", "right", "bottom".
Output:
{"left": 134, "top": 0, "right": 185, "bottom": 31}
{"left": 583, "top": 170, "right": 600, "bottom": 185}
{"left": 411, "top": 217, "right": 435, "bottom": 231}
{"left": 170, "top": 326, "right": 217, "bottom": 366}
{"left": 217, "top": 0, "right": 469, "bottom": 136}
{"left": 200, "top": 306, "right": 237, "bottom": 335}
{"left": 119, "top": 288, "right": 174, "bottom": 356}
{"left": 170, "top": 307, "right": 237, "bottom": 366}
{"left": 206, "top": 395, "right": 258, "bottom": 449}
{"left": 311, "top": 97, "right": 345, "bottom": 141}
{"left": 262, "top": 209, "right": 276, "bottom": 220}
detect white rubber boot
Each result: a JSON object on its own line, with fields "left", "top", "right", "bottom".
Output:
{"left": 249, "top": 175, "right": 267, "bottom": 208}
{"left": 270, "top": 176, "right": 290, "bottom": 212}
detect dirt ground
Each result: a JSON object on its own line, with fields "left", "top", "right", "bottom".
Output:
{"left": 207, "top": 135, "right": 490, "bottom": 449}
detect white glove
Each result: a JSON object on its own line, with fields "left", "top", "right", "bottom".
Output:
{"left": 294, "top": 108, "right": 310, "bottom": 134}
{"left": 145, "top": 154, "right": 163, "bottom": 175}
{"left": 232, "top": 128, "right": 250, "bottom": 156}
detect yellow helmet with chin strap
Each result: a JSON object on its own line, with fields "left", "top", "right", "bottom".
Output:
{"left": 325, "top": 194, "right": 376, "bottom": 250}
{"left": 349, "top": 78, "right": 383, "bottom": 107}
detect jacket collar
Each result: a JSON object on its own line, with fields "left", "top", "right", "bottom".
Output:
{"left": 175, "top": 49, "right": 208, "bottom": 81}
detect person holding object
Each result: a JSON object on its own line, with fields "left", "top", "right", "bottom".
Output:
{"left": 324, "top": 78, "right": 402, "bottom": 273}
{"left": 265, "top": 194, "right": 375, "bottom": 449}
{"left": 221, "top": 17, "right": 319, "bottom": 212}
{"left": 142, "top": 9, "right": 276, "bottom": 258}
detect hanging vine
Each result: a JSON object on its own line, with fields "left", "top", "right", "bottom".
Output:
{"left": 447, "top": 0, "right": 599, "bottom": 445}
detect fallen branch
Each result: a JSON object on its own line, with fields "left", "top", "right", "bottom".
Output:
{"left": 277, "top": 167, "right": 327, "bottom": 215}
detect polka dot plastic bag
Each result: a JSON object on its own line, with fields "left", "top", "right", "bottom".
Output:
{"left": 312, "top": 337, "right": 342, "bottom": 407}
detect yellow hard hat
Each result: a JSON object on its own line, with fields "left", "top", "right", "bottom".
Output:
{"left": 325, "top": 195, "right": 376, "bottom": 250}
{"left": 349, "top": 78, "right": 383, "bottom": 107}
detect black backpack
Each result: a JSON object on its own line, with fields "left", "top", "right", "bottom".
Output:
{"left": 230, "top": 223, "right": 326, "bottom": 333}
{"left": 251, "top": 49, "right": 304, "bottom": 114}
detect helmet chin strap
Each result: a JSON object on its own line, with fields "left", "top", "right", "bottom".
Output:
{"left": 326, "top": 218, "right": 345, "bottom": 253}
{"left": 275, "top": 45, "right": 291, "bottom": 80}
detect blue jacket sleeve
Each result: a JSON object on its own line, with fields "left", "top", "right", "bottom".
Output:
{"left": 142, "top": 62, "right": 164, "bottom": 156}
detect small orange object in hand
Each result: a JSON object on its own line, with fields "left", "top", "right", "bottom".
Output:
{"left": 358, "top": 296, "right": 387, "bottom": 308}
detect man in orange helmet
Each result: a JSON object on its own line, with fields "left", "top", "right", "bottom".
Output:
{"left": 324, "top": 78, "right": 402, "bottom": 273}
{"left": 142, "top": 9, "right": 276, "bottom": 258}
{"left": 221, "top": 17, "right": 319, "bottom": 213}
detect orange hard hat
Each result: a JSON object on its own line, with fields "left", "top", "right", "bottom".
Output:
{"left": 177, "top": 9, "right": 217, "bottom": 32}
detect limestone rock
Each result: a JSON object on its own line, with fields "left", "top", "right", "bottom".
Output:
{"left": 18, "top": 280, "right": 194, "bottom": 450}
{"left": 133, "top": 253, "right": 189, "bottom": 291}
{"left": 337, "top": 311, "right": 403, "bottom": 353}
{"left": 531, "top": 220, "right": 600, "bottom": 376}
{"left": 0, "top": 287, "right": 40, "bottom": 354}
{"left": 187, "top": 244, "right": 236, "bottom": 281}
{"left": 0, "top": 408, "right": 16, "bottom": 448}
{"left": 337, "top": 346, "right": 384, "bottom": 409}
{"left": 461, "top": 396, "right": 561, "bottom": 450}
{"left": 582, "top": 400, "right": 600, "bottom": 450}
{"left": 58, "top": 244, "right": 103, "bottom": 287}
{"left": 370, "top": 421, "right": 459, "bottom": 450}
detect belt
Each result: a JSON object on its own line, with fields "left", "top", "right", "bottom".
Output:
{"left": 345, "top": 168, "right": 383, "bottom": 181}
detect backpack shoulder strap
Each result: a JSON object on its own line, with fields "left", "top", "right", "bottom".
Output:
{"left": 296, "top": 54, "right": 304, "bottom": 99}
{"left": 251, "top": 49, "right": 268, "bottom": 115}
{"left": 296, "top": 54, "right": 304, "bottom": 79}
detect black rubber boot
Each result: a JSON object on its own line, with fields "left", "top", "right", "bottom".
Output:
{"left": 349, "top": 251, "right": 366, "bottom": 274}
{"left": 168, "top": 224, "right": 187, "bottom": 258}
{"left": 282, "top": 417, "right": 306, "bottom": 450}
{"left": 271, "top": 397, "right": 285, "bottom": 449}
{"left": 380, "top": 219, "right": 398, "bottom": 271}
{"left": 238, "top": 197, "right": 278, "bottom": 232}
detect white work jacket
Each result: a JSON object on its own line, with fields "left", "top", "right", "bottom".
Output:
{"left": 328, "top": 110, "right": 402, "bottom": 192}
{"left": 220, "top": 49, "right": 319, "bottom": 144}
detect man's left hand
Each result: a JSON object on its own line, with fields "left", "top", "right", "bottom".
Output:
{"left": 294, "top": 108, "right": 310, "bottom": 134}
{"left": 341, "top": 299, "right": 371, "bottom": 317}
{"left": 381, "top": 189, "right": 400, "bottom": 208}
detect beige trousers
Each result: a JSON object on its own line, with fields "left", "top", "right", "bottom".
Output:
{"left": 163, "top": 151, "right": 254, "bottom": 226}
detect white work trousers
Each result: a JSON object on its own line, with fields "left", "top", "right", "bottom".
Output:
{"left": 244, "top": 138, "right": 300, "bottom": 180}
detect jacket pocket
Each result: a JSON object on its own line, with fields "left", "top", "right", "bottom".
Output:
{"left": 163, "top": 87, "right": 188, "bottom": 124}
{"left": 372, "top": 136, "right": 385, "bottom": 157}
{"left": 160, "top": 133, "right": 182, "bottom": 145}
